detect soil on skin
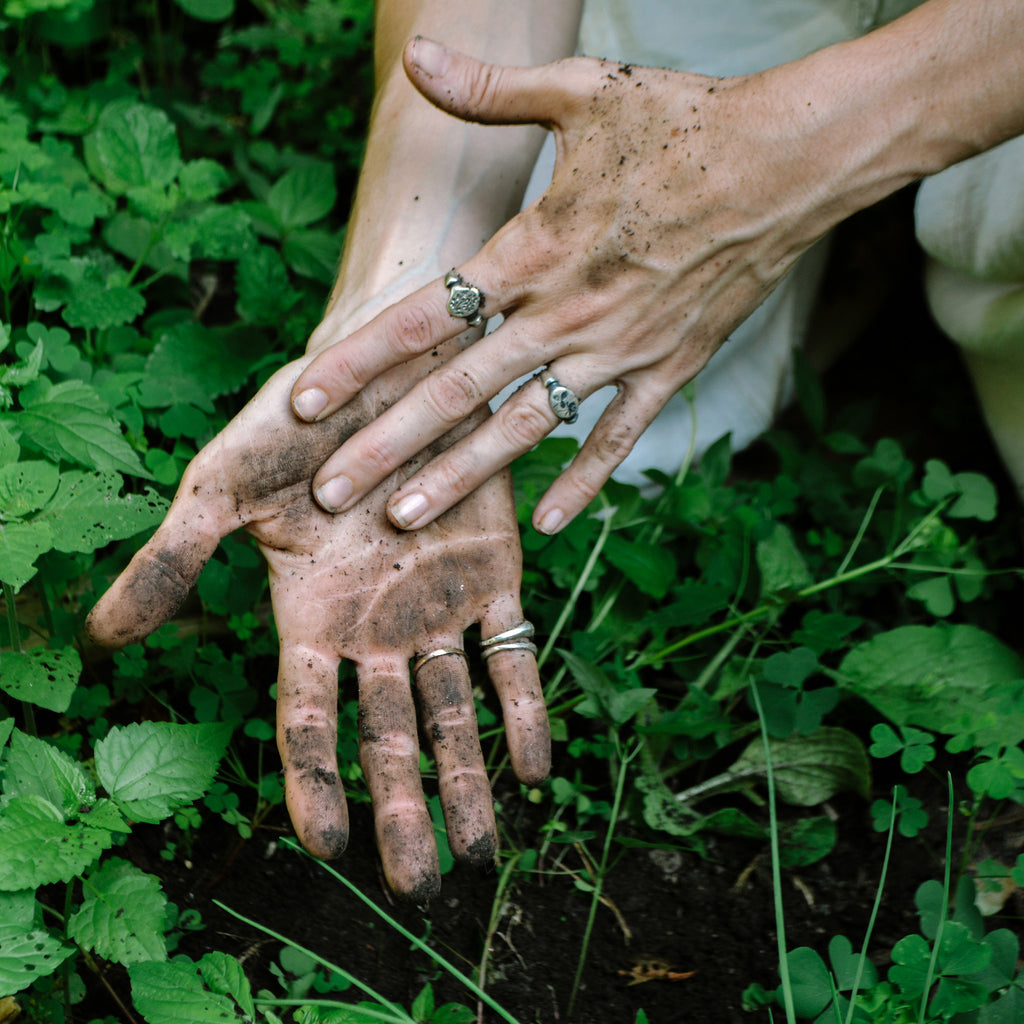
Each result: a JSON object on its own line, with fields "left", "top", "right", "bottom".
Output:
{"left": 82, "top": 199, "right": 1024, "bottom": 1024}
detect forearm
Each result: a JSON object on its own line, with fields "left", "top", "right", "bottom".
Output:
{"left": 309, "top": 0, "right": 582, "bottom": 349}
{"left": 750, "top": 0, "right": 1024, "bottom": 249}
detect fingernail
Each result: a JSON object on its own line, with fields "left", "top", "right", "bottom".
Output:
{"left": 316, "top": 475, "right": 354, "bottom": 512}
{"left": 411, "top": 37, "right": 451, "bottom": 78}
{"left": 536, "top": 508, "right": 565, "bottom": 535}
{"left": 390, "top": 492, "right": 429, "bottom": 529}
{"left": 293, "top": 387, "right": 328, "bottom": 421}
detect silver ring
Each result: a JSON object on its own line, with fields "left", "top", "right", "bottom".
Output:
{"left": 444, "top": 269, "right": 485, "bottom": 328}
{"left": 480, "top": 640, "right": 538, "bottom": 661}
{"left": 543, "top": 376, "right": 580, "bottom": 424}
{"left": 412, "top": 647, "right": 469, "bottom": 674}
{"left": 481, "top": 621, "right": 535, "bottom": 649}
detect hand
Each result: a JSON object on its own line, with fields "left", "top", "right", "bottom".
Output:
{"left": 87, "top": 359, "right": 549, "bottom": 900}
{"left": 290, "top": 38, "right": 830, "bottom": 535}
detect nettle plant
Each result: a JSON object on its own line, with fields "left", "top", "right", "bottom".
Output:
{"left": 1, "top": 2, "right": 372, "bottom": 1016}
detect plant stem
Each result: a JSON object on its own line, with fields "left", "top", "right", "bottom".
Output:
{"left": 844, "top": 787, "right": 899, "bottom": 1024}
{"left": 476, "top": 852, "right": 521, "bottom": 1021}
{"left": 253, "top": 998, "right": 405, "bottom": 1022}
{"left": 566, "top": 736, "right": 639, "bottom": 1018}
{"left": 920, "top": 774, "right": 955, "bottom": 1024}
{"left": 539, "top": 493, "right": 614, "bottom": 674}
{"left": 280, "top": 841, "right": 524, "bottom": 1024}
{"left": 214, "top": 900, "right": 414, "bottom": 1022}
{"left": 750, "top": 682, "right": 796, "bottom": 1024}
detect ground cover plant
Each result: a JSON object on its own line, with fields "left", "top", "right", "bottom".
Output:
{"left": 2, "top": 3, "right": 1023, "bottom": 1023}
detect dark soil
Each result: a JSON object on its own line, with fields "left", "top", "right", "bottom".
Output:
{"left": 79, "top": 196, "right": 1024, "bottom": 1024}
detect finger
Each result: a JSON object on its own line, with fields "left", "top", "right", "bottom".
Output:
{"left": 86, "top": 482, "right": 224, "bottom": 647}
{"left": 309, "top": 325, "right": 542, "bottom": 514}
{"left": 403, "top": 37, "right": 586, "bottom": 128}
{"left": 411, "top": 645, "right": 496, "bottom": 865}
{"left": 479, "top": 604, "right": 550, "bottom": 787}
{"left": 276, "top": 643, "right": 349, "bottom": 860}
{"left": 293, "top": 267, "right": 504, "bottom": 426}
{"left": 358, "top": 659, "right": 440, "bottom": 901}
{"left": 384, "top": 367, "right": 591, "bottom": 530}
{"left": 532, "top": 381, "right": 675, "bottom": 534}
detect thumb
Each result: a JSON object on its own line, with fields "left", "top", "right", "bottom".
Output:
{"left": 403, "top": 36, "right": 576, "bottom": 127}
{"left": 86, "top": 487, "right": 224, "bottom": 648}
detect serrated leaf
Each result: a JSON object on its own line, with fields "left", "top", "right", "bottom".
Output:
{"left": 0, "top": 425, "right": 19, "bottom": 467}
{"left": 179, "top": 159, "right": 229, "bottom": 200}
{"left": 560, "top": 650, "right": 656, "bottom": 727}
{"left": 137, "top": 322, "right": 253, "bottom": 412}
{"left": 93, "top": 100, "right": 181, "bottom": 193}
{"left": 3, "top": 729, "right": 95, "bottom": 813}
{"left": 0, "top": 797, "right": 112, "bottom": 889}
{"left": 18, "top": 379, "right": 148, "bottom": 477}
{"left": 63, "top": 280, "right": 145, "bottom": 330}
{"left": 603, "top": 533, "right": 676, "bottom": 599}
{"left": 282, "top": 229, "right": 340, "bottom": 283}
{"left": 267, "top": 162, "right": 336, "bottom": 230}
{"left": 0, "top": 520, "right": 52, "bottom": 590}
{"left": 36, "top": 470, "right": 167, "bottom": 553}
{"left": 756, "top": 521, "right": 812, "bottom": 599}
{"left": 0, "top": 647, "right": 81, "bottom": 712}
{"left": 95, "top": 722, "right": 231, "bottom": 823}
{"left": 0, "top": 461, "right": 59, "bottom": 518}
{"left": 839, "top": 624, "right": 1023, "bottom": 734}
{"left": 68, "top": 858, "right": 167, "bottom": 965}
{"left": 0, "top": 923, "right": 73, "bottom": 996}
{"left": 235, "top": 244, "right": 299, "bottom": 325}
{"left": 730, "top": 726, "right": 870, "bottom": 805}
{"left": 130, "top": 959, "right": 247, "bottom": 1024}
{"left": 197, "top": 951, "right": 256, "bottom": 1020}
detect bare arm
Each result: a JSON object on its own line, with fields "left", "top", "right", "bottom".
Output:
{"left": 289, "top": 0, "right": 1024, "bottom": 535}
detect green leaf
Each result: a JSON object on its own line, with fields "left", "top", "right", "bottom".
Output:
{"left": 18, "top": 379, "right": 149, "bottom": 477}
{"left": 730, "top": 726, "right": 871, "bottom": 805}
{"left": 235, "top": 244, "right": 300, "bottom": 325}
{"left": 129, "top": 958, "right": 249, "bottom": 1024}
{"left": 0, "top": 647, "right": 81, "bottom": 713}
{"left": 95, "top": 722, "right": 232, "bottom": 823}
{"left": 756, "top": 522, "right": 812, "bottom": 599}
{"left": 63, "top": 280, "right": 146, "bottom": 330}
{"left": 783, "top": 946, "right": 832, "bottom": 1019}
{"left": 3, "top": 729, "right": 95, "bottom": 812}
{"left": 827, "top": 934, "right": 878, "bottom": 992}
{"left": 0, "top": 520, "right": 52, "bottom": 590}
{"left": 778, "top": 815, "right": 836, "bottom": 867}
{"left": 603, "top": 533, "right": 676, "bottom": 599}
{"left": 0, "top": 460, "right": 59, "bottom": 518}
{"left": 839, "top": 623, "right": 1023, "bottom": 734}
{"left": 0, "top": 796, "right": 113, "bottom": 889}
{"left": 138, "top": 322, "right": 255, "bottom": 412}
{"left": 283, "top": 228, "right": 341, "bottom": 283}
{"left": 179, "top": 159, "right": 230, "bottom": 201}
{"left": 68, "top": 858, "right": 168, "bottom": 965}
{"left": 922, "top": 460, "right": 997, "bottom": 521}
{"left": 906, "top": 575, "right": 955, "bottom": 617}
{"left": 36, "top": 470, "right": 167, "bottom": 553}
{"left": 0, "top": 424, "right": 19, "bottom": 467}
{"left": 763, "top": 647, "right": 818, "bottom": 688}
{"left": 195, "top": 951, "right": 256, "bottom": 1021}
{"left": 267, "top": 162, "right": 336, "bottom": 230}
{"left": 0, "top": 923, "right": 73, "bottom": 996}
{"left": 92, "top": 100, "right": 181, "bottom": 193}
{"left": 560, "top": 650, "right": 656, "bottom": 727}
{"left": 174, "top": 0, "right": 234, "bottom": 21}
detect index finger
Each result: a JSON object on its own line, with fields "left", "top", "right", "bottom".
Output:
{"left": 292, "top": 267, "right": 503, "bottom": 424}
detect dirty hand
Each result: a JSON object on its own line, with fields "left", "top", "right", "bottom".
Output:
{"left": 290, "top": 37, "right": 832, "bottom": 536}
{"left": 87, "top": 359, "right": 549, "bottom": 900}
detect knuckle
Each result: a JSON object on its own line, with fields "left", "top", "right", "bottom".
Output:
{"left": 497, "top": 397, "right": 552, "bottom": 450}
{"left": 357, "top": 431, "right": 401, "bottom": 474}
{"left": 594, "top": 420, "right": 638, "bottom": 466}
{"left": 382, "top": 304, "right": 436, "bottom": 357}
{"left": 422, "top": 367, "right": 485, "bottom": 425}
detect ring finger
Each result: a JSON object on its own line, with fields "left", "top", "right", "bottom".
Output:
{"left": 385, "top": 362, "right": 593, "bottom": 530}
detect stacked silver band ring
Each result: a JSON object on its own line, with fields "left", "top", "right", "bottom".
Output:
{"left": 412, "top": 647, "right": 469, "bottom": 674}
{"left": 480, "top": 621, "right": 538, "bottom": 660}
{"left": 444, "top": 269, "right": 485, "bottom": 328}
